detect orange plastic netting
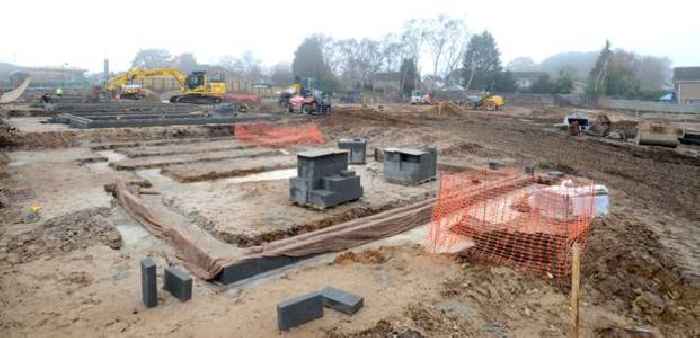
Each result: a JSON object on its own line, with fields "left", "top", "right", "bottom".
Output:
{"left": 428, "top": 170, "right": 595, "bottom": 278}
{"left": 234, "top": 122, "right": 325, "bottom": 147}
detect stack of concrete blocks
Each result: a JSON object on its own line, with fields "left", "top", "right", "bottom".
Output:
{"left": 289, "top": 149, "right": 363, "bottom": 209}
{"left": 383, "top": 146, "right": 438, "bottom": 185}
{"left": 338, "top": 138, "right": 368, "bottom": 164}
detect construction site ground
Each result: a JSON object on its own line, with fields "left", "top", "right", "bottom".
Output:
{"left": 1, "top": 103, "right": 699, "bottom": 337}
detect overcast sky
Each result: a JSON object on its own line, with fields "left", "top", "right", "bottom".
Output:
{"left": 1, "top": 0, "right": 697, "bottom": 73}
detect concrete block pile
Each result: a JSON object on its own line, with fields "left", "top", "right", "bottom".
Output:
{"left": 289, "top": 149, "right": 363, "bottom": 209}
{"left": 338, "top": 138, "right": 367, "bottom": 164}
{"left": 383, "top": 146, "right": 437, "bottom": 185}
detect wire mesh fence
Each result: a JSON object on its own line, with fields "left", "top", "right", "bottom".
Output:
{"left": 428, "top": 170, "right": 595, "bottom": 279}
{"left": 234, "top": 121, "right": 325, "bottom": 147}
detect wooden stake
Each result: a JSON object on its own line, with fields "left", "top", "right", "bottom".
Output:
{"left": 570, "top": 243, "right": 581, "bottom": 338}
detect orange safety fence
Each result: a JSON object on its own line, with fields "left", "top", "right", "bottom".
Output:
{"left": 234, "top": 121, "right": 325, "bottom": 147}
{"left": 428, "top": 170, "right": 595, "bottom": 279}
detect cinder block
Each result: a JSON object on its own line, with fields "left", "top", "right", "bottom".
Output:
{"left": 217, "top": 255, "right": 306, "bottom": 284}
{"left": 290, "top": 149, "right": 363, "bottom": 209}
{"left": 524, "top": 165, "right": 535, "bottom": 175}
{"left": 384, "top": 146, "right": 437, "bottom": 185}
{"left": 277, "top": 292, "right": 324, "bottom": 331}
{"left": 320, "top": 287, "right": 364, "bottom": 315}
{"left": 140, "top": 258, "right": 157, "bottom": 308}
{"left": 489, "top": 160, "right": 504, "bottom": 171}
{"left": 164, "top": 267, "right": 192, "bottom": 302}
{"left": 338, "top": 138, "right": 368, "bottom": 164}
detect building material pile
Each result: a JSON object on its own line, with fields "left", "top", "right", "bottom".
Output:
{"left": 384, "top": 146, "right": 438, "bottom": 185}
{"left": 428, "top": 170, "right": 596, "bottom": 279}
{"left": 289, "top": 149, "right": 362, "bottom": 209}
{"left": 637, "top": 121, "right": 684, "bottom": 148}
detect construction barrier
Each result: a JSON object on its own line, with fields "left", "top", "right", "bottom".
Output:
{"left": 428, "top": 170, "right": 595, "bottom": 279}
{"left": 234, "top": 122, "right": 325, "bottom": 147}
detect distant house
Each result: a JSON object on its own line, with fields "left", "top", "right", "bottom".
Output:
{"left": 371, "top": 72, "right": 403, "bottom": 93}
{"left": 511, "top": 72, "right": 547, "bottom": 90}
{"left": 4, "top": 66, "right": 87, "bottom": 87}
{"left": 673, "top": 67, "right": 700, "bottom": 104}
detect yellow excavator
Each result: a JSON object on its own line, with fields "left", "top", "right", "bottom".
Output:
{"left": 106, "top": 68, "right": 227, "bottom": 104}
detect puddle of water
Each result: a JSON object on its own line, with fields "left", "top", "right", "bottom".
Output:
{"left": 220, "top": 169, "right": 297, "bottom": 184}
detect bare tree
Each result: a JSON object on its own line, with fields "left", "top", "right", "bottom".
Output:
{"left": 424, "top": 15, "right": 468, "bottom": 83}
{"left": 399, "top": 19, "right": 428, "bottom": 73}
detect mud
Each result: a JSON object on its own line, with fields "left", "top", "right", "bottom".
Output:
{"left": 7, "top": 124, "right": 235, "bottom": 150}
{"left": 161, "top": 155, "right": 296, "bottom": 183}
{"left": 116, "top": 139, "right": 246, "bottom": 158}
{"left": 111, "top": 147, "right": 279, "bottom": 170}
{"left": 334, "top": 248, "right": 388, "bottom": 264}
{"left": 0, "top": 208, "right": 121, "bottom": 265}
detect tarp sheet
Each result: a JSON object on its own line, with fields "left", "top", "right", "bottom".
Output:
{"left": 115, "top": 180, "right": 434, "bottom": 280}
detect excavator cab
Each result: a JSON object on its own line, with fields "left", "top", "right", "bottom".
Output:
{"left": 173, "top": 71, "right": 226, "bottom": 104}
{"left": 185, "top": 71, "right": 207, "bottom": 90}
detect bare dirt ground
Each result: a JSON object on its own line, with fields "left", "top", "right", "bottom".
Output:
{"left": 143, "top": 162, "right": 435, "bottom": 246}
{"left": 1, "top": 105, "right": 699, "bottom": 337}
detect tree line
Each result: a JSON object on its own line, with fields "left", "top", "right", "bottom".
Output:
{"left": 129, "top": 15, "right": 673, "bottom": 99}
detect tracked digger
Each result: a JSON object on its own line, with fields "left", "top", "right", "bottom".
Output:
{"left": 106, "top": 68, "right": 227, "bottom": 104}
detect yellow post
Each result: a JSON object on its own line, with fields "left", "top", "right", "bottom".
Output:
{"left": 570, "top": 243, "right": 581, "bottom": 338}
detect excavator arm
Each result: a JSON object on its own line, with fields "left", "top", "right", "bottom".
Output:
{"left": 107, "top": 68, "right": 187, "bottom": 92}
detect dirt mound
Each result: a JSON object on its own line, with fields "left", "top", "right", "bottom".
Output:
{"left": 0, "top": 207, "right": 121, "bottom": 265}
{"left": 440, "top": 141, "right": 489, "bottom": 157}
{"left": 0, "top": 119, "right": 17, "bottom": 147}
{"left": 326, "top": 319, "right": 424, "bottom": 338}
{"left": 583, "top": 214, "right": 700, "bottom": 336}
{"left": 334, "top": 248, "right": 387, "bottom": 264}
{"left": 10, "top": 125, "right": 235, "bottom": 150}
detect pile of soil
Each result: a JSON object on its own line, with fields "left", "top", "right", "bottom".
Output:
{"left": 9, "top": 125, "right": 235, "bottom": 150}
{"left": 334, "top": 248, "right": 387, "bottom": 264}
{"left": 0, "top": 207, "right": 121, "bottom": 265}
{"left": 583, "top": 213, "right": 700, "bottom": 336}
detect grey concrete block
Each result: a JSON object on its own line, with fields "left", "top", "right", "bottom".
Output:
{"left": 383, "top": 146, "right": 437, "bottom": 185}
{"left": 488, "top": 160, "right": 504, "bottom": 171}
{"left": 277, "top": 292, "right": 324, "bottom": 331}
{"left": 320, "top": 287, "right": 364, "bottom": 315}
{"left": 140, "top": 258, "right": 157, "bottom": 308}
{"left": 217, "top": 255, "right": 308, "bottom": 284}
{"left": 290, "top": 149, "right": 363, "bottom": 209}
{"left": 338, "top": 138, "right": 368, "bottom": 164}
{"left": 164, "top": 267, "right": 192, "bottom": 302}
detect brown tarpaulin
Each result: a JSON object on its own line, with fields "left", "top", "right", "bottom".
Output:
{"left": 115, "top": 180, "right": 434, "bottom": 280}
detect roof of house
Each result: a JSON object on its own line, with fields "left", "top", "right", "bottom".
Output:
{"left": 674, "top": 67, "right": 700, "bottom": 82}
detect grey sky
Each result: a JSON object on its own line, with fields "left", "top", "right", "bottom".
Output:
{"left": 1, "top": 0, "right": 697, "bottom": 73}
